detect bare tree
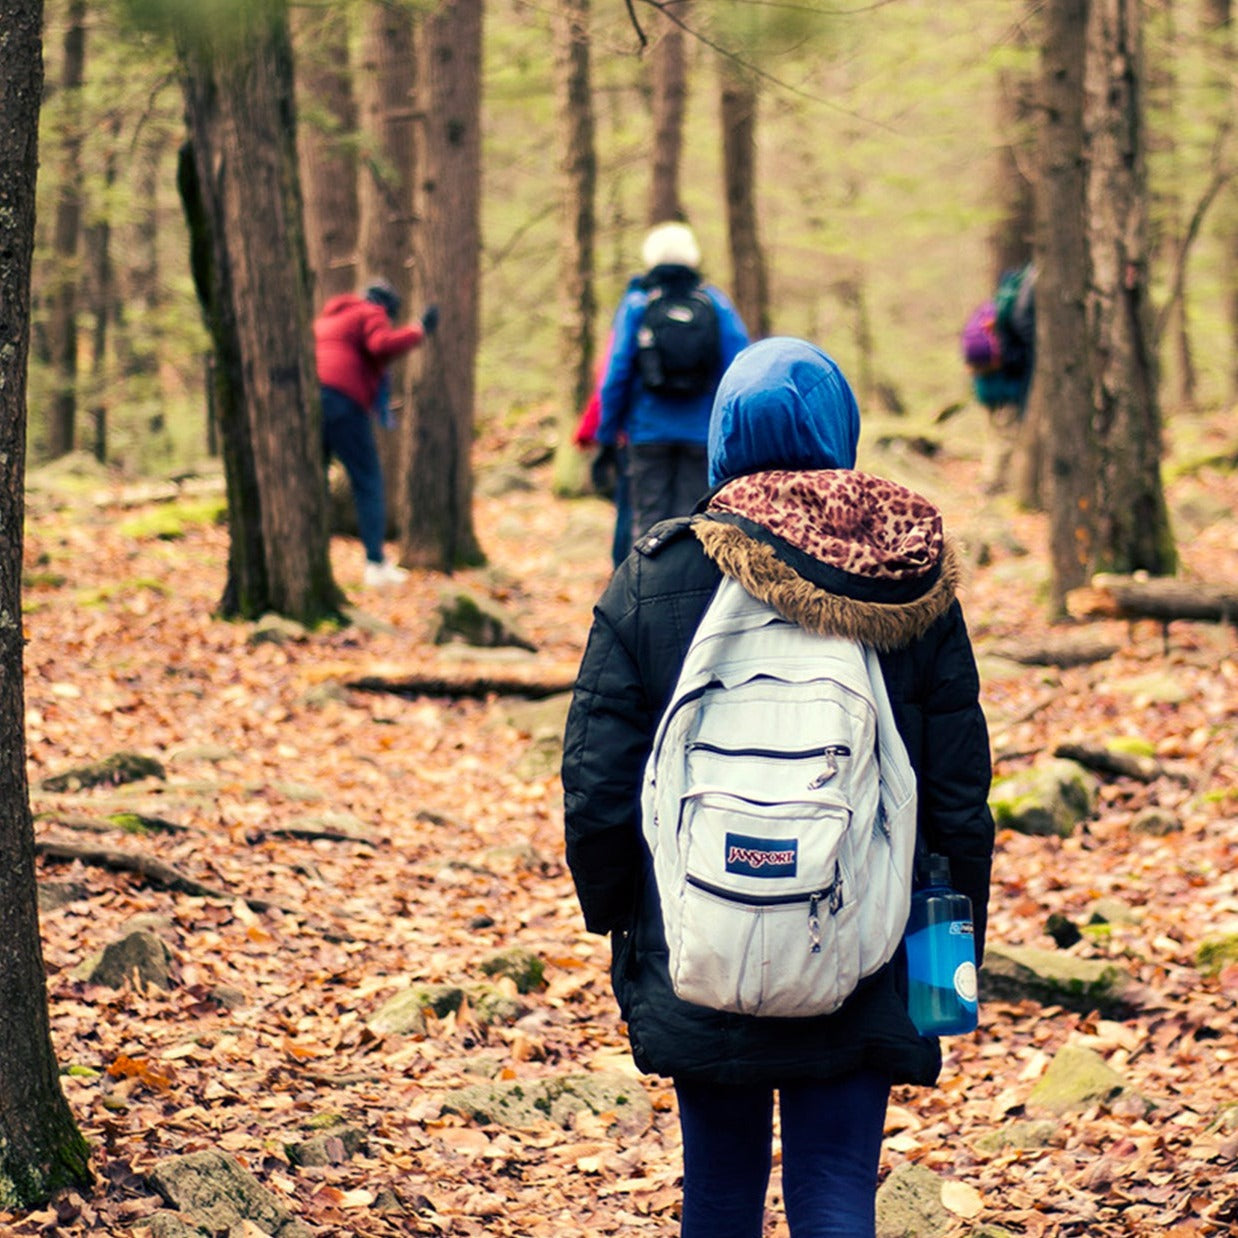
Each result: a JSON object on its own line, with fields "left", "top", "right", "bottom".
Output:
{"left": 356, "top": 0, "right": 416, "bottom": 526}
{"left": 1038, "top": 0, "right": 1096, "bottom": 612}
{"left": 176, "top": 0, "right": 343, "bottom": 623}
{"left": 0, "top": 0, "right": 93, "bottom": 1203}
{"left": 293, "top": 2, "right": 359, "bottom": 308}
{"left": 45, "top": 0, "right": 87, "bottom": 458}
{"left": 1201, "top": 0, "right": 1236, "bottom": 401}
{"left": 648, "top": 0, "right": 688, "bottom": 225}
{"left": 718, "top": 54, "right": 769, "bottom": 339}
{"left": 1084, "top": 0, "right": 1175, "bottom": 576}
{"left": 398, "top": 0, "right": 484, "bottom": 570}
{"left": 551, "top": 0, "right": 598, "bottom": 497}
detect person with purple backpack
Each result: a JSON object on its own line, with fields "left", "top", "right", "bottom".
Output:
{"left": 960, "top": 264, "right": 1035, "bottom": 493}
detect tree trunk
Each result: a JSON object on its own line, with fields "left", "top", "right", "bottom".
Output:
{"left": 1039, "top": 0, "right": 1096, "bottom": 613}
{"left": 992, "top": 9, "right": 1037, "bottom": 279}
{"left": 84, "top": 121, "right": 118, "bottom": 464}
{"left": 551, "top": 0, "right": 597, "bottom": 498}
{"left": 996, "top": 0, "right": 1043, "bottom": 507}
{"left": 46, "top": 0, "right": 87, "bottom": 459}
{"left": 1147, "top": 0, "right": 1198, "bottom": 407}
{"left": 1200, "top": 0, "right": 1236, "bottom": 403}
{"left": 0, "top": 0, "right": 94, "bottom": 1204}
{"left": 399, "top": 0, "right": 484, "bottom": 570}
{"left": 357, "top": 0, "right": 416, "bottom": 534}
{"left": 292, "top": 2, "right": 359, "bottom": 309}
{"left": 176, "top": 0, "right": 342, "bottom": 624}
{"left": 1084, "top": 0, "right": 1176, "bottom": 575}
{"left": 648, "top": 0, "right": 688, "bottom": 226}
{"left": 115, "top": 110, "right": 166, "bottom": 401}
{"left": 718, "top": 56, "right": 769, "bottom": 339}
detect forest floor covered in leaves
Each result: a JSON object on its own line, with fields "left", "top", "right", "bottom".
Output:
{"left": 8, "top": 403, "right": 1238, "bottom": 1237}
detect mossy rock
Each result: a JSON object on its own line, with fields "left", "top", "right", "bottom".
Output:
{"left": 433, "top": 588, "right": 536, "bottom": 651}
{"left": 973, "top": 1119, "right": 1058, "bottom": 1155}
{"left": 989, "top": 760, "right": 1098, "bottom": 838}
{"left": 1196, "top": 934, "right": 1238, "bottom": 977}
{"left": 368, "top": 984, "right": 466, "bottom": 1035}
{"left": 875, "top": 1163, "right": 951, "bottom": 1238}
{"left": 41, "top": 751, "right": 166, "bottom": 792}
{"left": 74, "top": 930, "right": 174, "bottom": 991}
{"left": 981, "top": 944, "right": 1134, "bottom": 1015}
{"left": 480, "top": 947, "right": 545, "bottom": 994}
{"left": 1027, "top": 1044, "right": 1144, "bottom": 1115}
{"left": 441, "top": 1070, "right": 650, "bottom": 1136}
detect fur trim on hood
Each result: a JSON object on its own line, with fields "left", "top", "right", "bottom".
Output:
{"left": 692, "top": 520, "right": 962, "bottom": 652}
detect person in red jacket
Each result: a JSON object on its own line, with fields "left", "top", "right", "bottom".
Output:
{"left": 314, "top": 278, "right": 438, "bottom": 586}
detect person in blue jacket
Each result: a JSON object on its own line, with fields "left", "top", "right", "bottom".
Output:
{"left": 563, "top": 337, "right": 994, "bottom": 1237}
{"left": 596, "top": 222, "right": 749, "bottom": 546}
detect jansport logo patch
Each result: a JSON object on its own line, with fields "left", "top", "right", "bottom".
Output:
{"left": 725, "top": 832, "right": 798, "bottom": 878}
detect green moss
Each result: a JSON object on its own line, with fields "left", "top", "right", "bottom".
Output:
{"left": 1106, "top": 736, "right": 1156, "bottom": 758}
{"left": 117, "top": 497, "right": 227, "bottom": 540}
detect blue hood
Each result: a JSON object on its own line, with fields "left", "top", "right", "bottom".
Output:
{"left": 707, "top": 338, "right": 860, "bottom": 487}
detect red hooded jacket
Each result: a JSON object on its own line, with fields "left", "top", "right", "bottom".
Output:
{"left": 313, "top": 294, "right": 425, "bottom": 412}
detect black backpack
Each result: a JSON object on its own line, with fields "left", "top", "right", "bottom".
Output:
{"left": 636, "top": 280, "right": 722, "bottom": 399}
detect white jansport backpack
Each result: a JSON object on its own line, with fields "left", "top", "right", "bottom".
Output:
{"left": 641, "top": 575, "right": 918, "bottom": 1018}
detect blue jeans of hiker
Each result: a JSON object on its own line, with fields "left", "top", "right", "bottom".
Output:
{"left": 675, "top": 1070, "right": 890, "bottom": 1238}
{"left": 321, "top": 386, "right": 386, "bottom": 564}
{"left": 611, "top": 448, "right": 633, "bottom": 568}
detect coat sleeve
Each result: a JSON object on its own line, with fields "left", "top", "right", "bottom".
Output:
{"left": 915, "top": 604, "right": 996, "bottom": 959}
{"left": 361, "top": 306, "right": 425, "bottom": 364}
{"left": 561, "top": 562, "right": 659, "bottom": 934}
{"left": 709, "top": 287, "right": 751, "bottom": 372}
{"left": 597, "top": 296, "right": 644, "bottom": 448}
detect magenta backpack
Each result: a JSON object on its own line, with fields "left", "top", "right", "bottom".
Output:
{"left": 961, "top": 300, "right": 1002, "bottom": 372}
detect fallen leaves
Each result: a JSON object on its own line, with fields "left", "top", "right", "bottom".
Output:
{"left": 11, "top": 427, "right": 1238, "bottom": 1237}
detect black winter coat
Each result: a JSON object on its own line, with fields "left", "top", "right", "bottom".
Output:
{"left": 561, "top": 510, "right": 994, "bottom": 1088}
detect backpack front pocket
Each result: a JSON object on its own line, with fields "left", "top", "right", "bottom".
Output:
{"left": 666, "top": 788, "right": 860, "bottom": 1016}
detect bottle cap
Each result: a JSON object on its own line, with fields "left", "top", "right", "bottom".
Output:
{"left": 927, "top": 853, "right": 953, "bottom": 887}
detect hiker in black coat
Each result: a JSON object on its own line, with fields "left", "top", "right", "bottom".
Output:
{"left": 562, "top": 337, "right": 994, "bottom": 1238}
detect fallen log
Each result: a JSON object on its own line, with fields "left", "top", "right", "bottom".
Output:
{"left": 34, "top": 838, "right": 353, "bottom": 940}
{"left": 992, "top": 635, "right": 1119, "bottom": 668}
{"left": 1053, "top": 743, "right": 1165, "bottom": 783}
{"left": 348, "top": 669, "right": 577, "bottom": 700}
{"left": 35, "top": 838, "right": 280, "bottom": 911}
{"left": 1069, "top": 574, "right": 1238, "bottom": 624}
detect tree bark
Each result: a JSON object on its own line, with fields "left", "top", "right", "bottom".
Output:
{"left": 1200, "top": 0, "right": 1236, "bottom": 403}
{"left": 992, "top": 8, "right": 1037, "bottom": 279}
{"left": 718, "top": 55, "right": 769, "bottom": 339}
{"left": 1085, "top": 0, "right": 1176, "bottom": 576}
{"left": 45, "top": 0, "right": 87, "bottom": 459}
{"left": 292, "top": 2, "right": 359, "bottom": 309}
{"left": 0, "top": 0, "right": 93, "bottom": 1203}
{"left": 399, "top": 0, "right": 485, "bottom": 570}
{"left": 356, "top": 0, "right": 416, "bottom": 530}
{"left": 648, "top": 0, "right": 688, "bottom": 226}
{"left": 550, "top": 0, "right": 597, "bottom": 497}
{"left": 176, "top": 0, "right": 343, "bottom": 624}
{"left": 1039, "top": 0, "right": 1096, "bottom": 614}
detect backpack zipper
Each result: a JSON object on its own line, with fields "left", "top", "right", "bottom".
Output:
{"left": 689, "top": 740, "right": 852, "bottom": 788}
{"left": 686, "top": 860, "right": 843, "bottom": 953}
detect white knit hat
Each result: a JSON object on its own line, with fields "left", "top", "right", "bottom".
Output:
{"left": 641, "top": 221, "right": 702, "bottom": 271}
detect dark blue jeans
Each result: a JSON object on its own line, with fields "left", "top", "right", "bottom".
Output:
{"left": 675, "top": 1070, "right": 889, "bottom": 1238}
{"left": 321, "top": 386, "right": 385, "bottom": 564}
{"left": 611, "top": 447, "right": 633, "bottom": 568}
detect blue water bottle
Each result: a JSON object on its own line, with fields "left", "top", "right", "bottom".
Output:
{"left": 905, "top": 854, "right": 978, "bottom": 1036}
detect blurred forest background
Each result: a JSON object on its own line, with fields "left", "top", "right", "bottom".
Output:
{"left": 26, "top": 0, "right": 1234, "bottom": 477}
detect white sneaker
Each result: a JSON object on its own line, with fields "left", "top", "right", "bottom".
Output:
{"left": 363, "top": 559, "right": 410, "bottom": 587}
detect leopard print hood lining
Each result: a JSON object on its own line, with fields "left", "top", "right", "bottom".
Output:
{"left": 693, "top": 469, "right": 960, "bottom": 650}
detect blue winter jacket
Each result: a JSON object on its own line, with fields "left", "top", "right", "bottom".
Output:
{"left": 596, "top": 265, "right": 750, "bottom": 448}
